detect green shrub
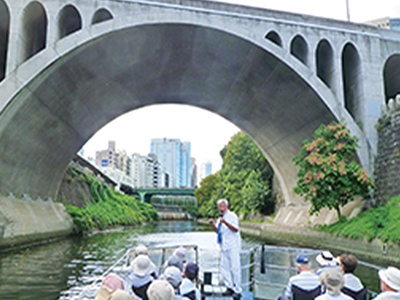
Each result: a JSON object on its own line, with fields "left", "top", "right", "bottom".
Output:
{"left": 318, "top": 195, "right": 400, "bottom": 244}
{"left": 63, "top": 165, "right": 159, "bottom": 233}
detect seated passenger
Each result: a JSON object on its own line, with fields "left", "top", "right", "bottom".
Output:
{"left": 280, "top": 254, "right": 320, "bottom": 300}
{"left": 315, "top": 268, "right": 353, "bottom": 300}
{"left": 130, "top": 255, "right": 157, "bottom": 300}
{"left": 373, "top": 266, "right": 400, "bottom": 300}
{"left": 173, "top": 246, "right": 187, "bottom": 265}
{"left": 338, "top": 254, "right": 366, "bottom": 300}
{"left": 147, "top": 280, "right": 175, "bottom": 300}
{"left": 180, "top": 262, "right": 201, "bottom": 300}
{"left": 94, "top": 273, "right": 137, "bottom": 300}
{"left": 316, "top": 251, "right": 339, "bottom": 275}
{"left": 164, "top": 254, "right": 184, "bottom": 273}
{"left": 163, "top": 266, "right": 190, "bottom": 300}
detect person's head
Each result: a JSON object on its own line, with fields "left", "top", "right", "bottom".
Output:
{"left": 110, "top": 289, "right": 133, "bottom": 300}
{"left": 165, "top": 254, "right": 184, "bottom": 272}
{"left": 147, "top": 280, "right": 175, "bottom": 300}
{"left": 295, "top": 254, "right": 311, "bottom": 272}
{"left": 102, "top": 273, "right": 125, "bottom": 290}
{"left": 378, "top": 267, "right": 400, "bottom": 292}
{"left": 338, "top": 254, "right": 358, "bottom": 274}
{"left": 164, "top": 266, "right": 183, "bottom": 290}
{"left": 217, "top": 199, "right": 229, "bottom": 215}
{"left": 173, "top": 246, "right": 187, "bottom": 264}
{"left": 134, "top": 244, "right": 149, "bottom": 257}
{"left": 319, "top": 268, "right": 344, "bottom": 296}
{"left": 316, "top": 251, "right": 338, "bottom": 267}
{"left": 131, "top": 254, "right": 156, "bottom": 277}
{"left": 184, "top": 262, "right": 199, "bottom": 281}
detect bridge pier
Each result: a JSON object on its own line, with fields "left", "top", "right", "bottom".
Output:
{"left": 0, "top": 196, "right": 73, "bottom": 249}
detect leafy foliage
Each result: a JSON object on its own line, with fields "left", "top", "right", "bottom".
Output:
{"left": 64, "top": 166, "right": 159, "bottom": 233}
{"left": 196, "top": 132, "right": 274, "bottom": 218}
{"left": 319, "top": 195, "right": 400, "bottom": 244}
{"left": 293, "top": 122, "right": 375, "bottom": 218}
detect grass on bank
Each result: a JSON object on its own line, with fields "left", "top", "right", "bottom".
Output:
{"left": 64, "top": 167, "right": 159, "bottom": 233}
{"left": 318, "top": 195, "right": 400, "bottom": 244}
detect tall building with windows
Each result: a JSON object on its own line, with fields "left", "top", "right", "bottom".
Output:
{"left": 198, "top": 161, "right": 212, "bottom": 184}
{"left": 366, "top": 17, "right": 400, "bottom": 31}
{"left": 131, "top": 153, "right": 169, "bottom": 188}
{"left": 150, "top": 138, "right": 191, "bottom": 188}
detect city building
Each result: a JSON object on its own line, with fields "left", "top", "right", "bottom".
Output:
{"left": 191, "top": 157, "right": 197, "bottom": 187}
{"left": 198, "top": 161, "right": 212, "bottom": 184}
{"left": 95, "top": 140, "right": 117, "bottom": 169}
{"left": 366, "top": 17, "right": 400, "bottom": 31}
{"left": 150, "top": 138, "right": 192, "bottom": 188}
{"left": 131, "top": 153, "right": 169, "bottom": 188}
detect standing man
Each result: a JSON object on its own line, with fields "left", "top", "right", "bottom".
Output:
{"left": 208, "top": 199, "right": 242, "bottom": 298}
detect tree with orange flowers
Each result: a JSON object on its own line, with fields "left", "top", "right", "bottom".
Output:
{"left": 293, "top": 121, "right": 374, "bottom": 218}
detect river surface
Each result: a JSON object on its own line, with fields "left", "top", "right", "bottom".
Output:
{"left": 0, "top": 221, "right": 384, "bottom": 300}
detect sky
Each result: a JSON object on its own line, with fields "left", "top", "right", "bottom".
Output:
{"left": 82, "top": 0, "right": 400, "bottom": 172}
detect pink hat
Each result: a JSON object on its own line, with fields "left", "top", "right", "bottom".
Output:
{"left": 102, "top": 273, "right": 125, "bottom": 290}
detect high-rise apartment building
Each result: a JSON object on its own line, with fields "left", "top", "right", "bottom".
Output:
{"left": 198, "top": 161, "right": 212, "bottom": 184}
{"left": 191, "top": 158, "right": 197, "bottom": 187}
{"left": 150, "top": 138, "right": 191, "bottom": 188}
{"left": 95, "top": 140, "right": 117, "bottom": 169}
{"left": 131, "top": 153, "right": 169, "bottom": 188}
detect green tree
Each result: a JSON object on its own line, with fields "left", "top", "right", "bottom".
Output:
{"left": 196, "top": 131, "right": 274, "bottom": 218}
{"left": 241, "top": 170, "right": 273, "bottom": 215}
{"left": 293, "top": 122, "right": 375, "bottom": 218}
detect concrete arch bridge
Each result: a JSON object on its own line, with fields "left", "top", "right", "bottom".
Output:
{"left": 1, "top": 0, "right": 400, "bottom": 226}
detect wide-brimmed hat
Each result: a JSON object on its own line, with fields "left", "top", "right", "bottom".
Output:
{"left": 165, "top": 254, "right": 184, "bottom": 272}
{"left": 131, "top": 254, "right": 156, "bottom": 277}
{"left": 102, "top": 273, "right": 124, "bottom": 290}
{"left": 147, "top": 280, "right": 175, "bottom": 300}
{"left": 164, "top": 266, "right": 182, "bottom": 289}
{"left": 379, "top": 267, "right": 400, "bottom": 291}
{"left": 110, "top": 289, "right": 132, "bottom": 300}
{"left": 316, "top": 251, "right": 338, "bottom": 267}
{"left": 94, "top": 286, "right": 131, "bottom": 300}
{"left": 320, "top": 268, "right": 344, "bottom": 295}
{"left": 173, "top": 246, "right": 187, "bottom": 263}
{"left": 134, "top": 244, "right": 149, "bottom": 256}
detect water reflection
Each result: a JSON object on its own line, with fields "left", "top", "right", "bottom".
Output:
{"left": 0, "top": 221, "right": 385, "bottom": 300}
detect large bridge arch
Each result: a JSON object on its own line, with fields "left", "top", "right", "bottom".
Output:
{"left": 0, "top": 20, "right": 368, "bottom": 207}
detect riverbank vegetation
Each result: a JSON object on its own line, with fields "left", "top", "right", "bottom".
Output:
{"left": 318, "top": 195, "right": 400, "bottom": 244}
{"left": 195, "top": 131, "right": 274, "bottom": 218}
{"left": 60, "top": 165, "right": 159, "bottom": 233}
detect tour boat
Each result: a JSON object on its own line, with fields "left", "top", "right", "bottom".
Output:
{"left": 66, "top": 244, "right": 378, "bottom": 300}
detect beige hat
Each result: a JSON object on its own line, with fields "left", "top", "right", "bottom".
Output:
{"left": 147, "top": 280, "right": 175, "bottom": 300}
{"left": 319, "top": 268, "right": 344, "bottom": 295}
{"left": 134, "top": 244, "right": 149, "bottom": 256}
{"left": 94, "top": 286, "right": 132, "bottom": 300}
{"left": 379, "top": 267, "right": 400, "bottom": 291}
{"left": 131, "top": 255, "right": 156, "bottom": 277}
{"left": 110, "top": 289, "right": 132, "bottom": 300}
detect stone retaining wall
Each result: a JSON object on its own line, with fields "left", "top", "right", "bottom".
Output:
{"left": 374, "top": 109, "right": 400, "bottom": 205}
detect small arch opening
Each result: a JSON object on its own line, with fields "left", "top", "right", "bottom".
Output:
{"left": 91, "top": 8, "right": 113, "bottom": 25}
{"left": 22, "top": 1, "right": 47, "bottom": 62}
{"left": 290, "top": 35, "right": 308, "bottom": 65}
{"left": 316, "top": 39, "right": 334, "bottom": 89}
{"left": 383, "top": 54, "right": 400, "bottom": 101}
{"left": 342, "top": 43, "right": 363, "bottom": 125}
{"left": 0, "top": 0, "right": 10, "bottom": 81}
{"left": 58, "top": 4, "right": 82, "bottom": 39}
{"left": 265, "top": 30, "right": 282, "bottom": 47}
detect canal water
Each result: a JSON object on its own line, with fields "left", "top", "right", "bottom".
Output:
{"left": 0, "top": 221, "right": 383, "bottom": 300}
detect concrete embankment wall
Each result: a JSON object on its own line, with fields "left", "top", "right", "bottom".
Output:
{"left": 199, "top": 219, "right": 400, "bottom": 266}
{"left": 0, "top": 197, "right": 73, "bottom": 249}
{"left": 239, "top": 222, "right": 400, "bottom": 266}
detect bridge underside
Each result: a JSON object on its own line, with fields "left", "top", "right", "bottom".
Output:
{"left": 0, "top": 23, "right": 335, "bottom": 204}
